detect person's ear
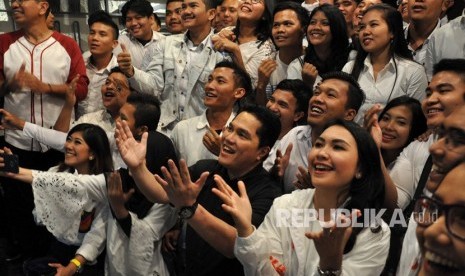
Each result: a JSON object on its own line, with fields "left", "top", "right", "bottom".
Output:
{"left": 207, "top": 8, "right": 216, "bottom": 22}
{"left": 256, "top": 146, "right": 270, "bottom": 161}
{"left": 136, "top": 125, "right": 149, "bottom": 137}
{"left": 233, "top": 87, "right": 246, "bottom": 100}
{"left": 344, "top": 109, "right": 357, "bottom": 121}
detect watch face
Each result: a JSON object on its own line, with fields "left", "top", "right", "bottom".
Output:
{"left": 180, "top": 207, "right": 194, "bottom": 219}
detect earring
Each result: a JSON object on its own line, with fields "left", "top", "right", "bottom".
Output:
{"left": 355, "top": 172, "right": 362, "bottom": 179}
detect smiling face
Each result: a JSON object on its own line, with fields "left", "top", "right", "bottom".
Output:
{"left": 64, "top": 131, "right": 92, "bottom": 174}
{"left": 307, "top": 78, "right": 354, "bottom": 129}
{"left": 125, "top": 10, "right": 154, "bottom": 41}
{"left": 359, "top": 9, "right": 393, "bottom": 56}
{"left": 427, "top": 106, "right": 465, "bottom": 192}
{"left": 219, "top": 112, "right": 269, "bottom": 178}
{"left": 308, "top": 125, "right": 359, "bottom": 191}
{"left": 379, "top": 105, "right": 413, "bottom": 151}
{"left": 266, "top": 89, "right": 303, "bottom": 136}
{"left": 238, "top": 0, "right": 265, "bottom": 23}
{"left": 204, "top": 67, "right": 244, "bottom": 110}
{"left": 307, "top": 11, "right": 332, "bottom": 48}
{"left": 11, "top": 0, "right": 49, "bottom": 27}
{"left": 416, "top": 163, "right": 465, "bottom": 276}
{"left": 166, "top": 1, "right": 185, "bottom": 34}
{"left": 422, "top": 71, "right": 465, "bottom": 129}
{"left": 352, "top": 0, "right": 382, "bottom": 28}
{"left": 272, "top": 9, "right": 305, "bottom": 49}
{"left": 181, "top": 0, "right": 215, "bottom": 31}
{"left": 101, "top": 72, "right": 131, "bottom": 114}
{"left": 88, "top": 22, "right": 118, "bottom": 57}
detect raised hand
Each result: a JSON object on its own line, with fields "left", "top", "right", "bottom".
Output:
{"left": 301, "top": 62, "right": 318, "bottom": 88}
{"left": 155, "top": 159, "right": 209, "bottom": 208}
{"left": 202, "top": 127, "right": 221, "bottom": 156}
{"left": 64, "top": 75, "right": 79, "bottom": 107}
{"left": 8, "top": 63, "right": 27, "bottom": 92}
{"left": 0, "top": 109, "right": 26, "bottom": 130}
{"left": 211, "top": 175, "right": 253, "bottom": 237}
{"left": 107, "top": 171, "right": 134, "bottom": 219}
{"left": 117, "top": 43, "right": 134, "bottom": 77}
{"left": 115, "top": 120, "right": 148, "bottom": 169}
{"left": 257, "top": 59, "right": 277, "bottom": 88}
{"left": 272, "top": 143, "right": 293, "bottom": 178}
{"left": 363, "top": 104, "right": 383, "bottom": 148}
{"left": 294, "top": 165, "right": 312, "bottom": 190}
{"left": 305, "top": 210, "right": 360, "bottom": 271}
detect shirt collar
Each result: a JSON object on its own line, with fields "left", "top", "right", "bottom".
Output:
{"left": 128, "top": 30, "right": 161, "bottom": 43}
{"left": 86, "top": 54, "right": 118, "bottom": 74}
{"left": 183, "top": 28, "right": 214, "bottom": 50}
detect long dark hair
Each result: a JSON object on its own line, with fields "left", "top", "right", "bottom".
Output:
{"left": 378, "top": 96, "right": 426, "bottom": 148}
{"left": 303, "top": 4, "right": 349, "bottom": 74}
{"left": 58, "top": 123, "right": 114, "bottom": 174}
{"left": 350, "top": 4, "right": 413, "bottom": 81}
{"left": 321, "top": 119, "right": 385, "bottom": 253}
{"left": 233, "top": 0, "right": 272, "bottom": 45}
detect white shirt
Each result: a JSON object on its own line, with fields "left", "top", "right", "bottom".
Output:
{"left": 265, "top": 52, "right": 289, "bottom": 99}
{"left": 301, "top": 1, "right": 319, "bottom": 14}
{"left": 343, "top": 55, "right": 427, "bottom": 126}
{"left": 263, "top": 125, "right": 313, "bottom": 193}
{"left": 389, "top": 134, "right": 435, "bottom": 210}
{"left": 78, "top": 55, "right": 118, "bottom": 118}
{"left": 239, "top": 38, "right": 276, "bottom": 88}
{"left": 405, "top": 21, "right": 441, "bottom": 66}
{"left": 115, "top": 30, "right": 165, "bottom": 70}
{"left": 287, "top": 55, "right": 321, "bottom": 89}
{"left": 425, "top": 13, "right": 465, "bottom": 80}
{"left": 170, "top": 110, "right": 235, "bottom": 166}
{"left": 235, "top": 189, "right": 390, "bottom": 276}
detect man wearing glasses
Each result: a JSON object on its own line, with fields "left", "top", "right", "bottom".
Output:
{"left": 0, "top": 0, "right": 88, "bottom": 260}
{"left": 393, "top": 59, "right": 465, "bottom": 275}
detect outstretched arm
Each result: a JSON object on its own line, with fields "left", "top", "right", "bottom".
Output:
{"left": 115, "top": 121, "right": 169, "bottom": 203}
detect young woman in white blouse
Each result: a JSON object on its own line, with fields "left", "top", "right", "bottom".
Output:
{"left": 213, "top": 120, "right": 390, "bottom": 276}
{"left": 343, "top": 4, "right": 428, "bottom": 126}
{"left": 212, "top": 0, "right": 275, "bottom": 88}
{"left": 1, "top": 123, "right": 113, "bottom": 275}
{"left": 287, "top": 4, "right": 350, "bottom": 89}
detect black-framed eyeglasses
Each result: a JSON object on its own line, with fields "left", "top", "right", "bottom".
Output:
{"left": 413, "top": 195, "right": 465, "bottom": 241}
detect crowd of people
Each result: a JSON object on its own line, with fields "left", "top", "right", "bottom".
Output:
{"left": 0, "top": 0, "right": 464, "bottom": 275}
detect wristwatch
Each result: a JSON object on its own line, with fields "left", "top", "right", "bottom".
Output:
{"left": 70, "top": 258, "right": 83, "bottom": 274}
{"left": 317, "top": 266, "right": 341, "bottom": 276}
{"left": 178, "top": 202, "right": 199, "bottom": 220}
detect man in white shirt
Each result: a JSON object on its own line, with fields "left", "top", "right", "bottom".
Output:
{"left": 165, "top": 0, "right": 186, "bottom": 34}
{"left": 171, "top": 61, "right": 250, "bottom": 166}
{"left": 425, "top": 11, "right": 465, "bottom": 80}
{"left": 405, "top": 0, "right": 451, "bottom": 65}
{"left": 263, "top": 71, "right": 365, "bottom": 193}
{"left": 78, "top": 11, "right": 119, "bottom": 118}
{"left": 117, "top": 0, "right": 165, "bottom": 70}
{"left": 119, "top": 0, "right": 226, "bottom": 135}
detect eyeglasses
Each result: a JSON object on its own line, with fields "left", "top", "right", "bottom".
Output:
{"left": 413, "top": 195, "right": 465, "bottom": 241}
{"left": 104, "top": 78, "right": 129, "bottom": 93}
{"left": 238, "top": 0, "right": 263, "bottom": 5}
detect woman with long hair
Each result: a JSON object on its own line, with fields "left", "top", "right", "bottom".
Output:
{"left": 212, "top": 0, "right": 275, "bottom": 88}
{"left": 1, "top": 123, "right": 113, "bottom": 275}
{"left": 213, "top": 120, "right": 390, "bottom": 275}
{"left": 343, "top": 4, "right": 428, "bottom": 125}
{"left": 287, "top": 4, "right": 350, "bottom": 89}
{"left": 364, "top": 96, "right": 427, "bottom": 169}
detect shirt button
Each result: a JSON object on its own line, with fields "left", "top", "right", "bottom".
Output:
{"left": 178, "top": 60, "right": 182, "bottom": 63}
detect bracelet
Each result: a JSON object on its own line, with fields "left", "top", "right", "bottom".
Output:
{"left": 70, "top": 258, "right": 83, "bottom": 273}
{"left": 317, "top": 266, "right": 341, "bottom": 276}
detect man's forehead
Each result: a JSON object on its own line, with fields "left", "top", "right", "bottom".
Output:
{"left": 232, "top": 112, "right": 259, "bottom": 131}
{"left": 318, "top": 78, "right": 349, "bottom": 92}
{"left": 212, "top": 67, "right": 234, "bottom": 78}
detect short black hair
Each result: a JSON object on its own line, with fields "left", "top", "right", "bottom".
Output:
{"left": 202, "top": 0, "right": 219, "bottom": 10}
{"left": 238, "top": 105, "right": 281, "bottom": 149}
{"left": 321, "top": 71, "right": 365, "bottom": 113}
{"left": 153, "top": 13, "right": 162, "bottom": 27}
{"left": 88, "top": 10, "right": 119, "bottom": 40}
{"left": 433, "top": 59, "right": 465, "bottom": 84}
{"left": 126, "top": 93, "right": 161, "bottom": 131}
{"left": 108, "top": 67, "right": 134, "bottom": 91}
{"left": 273, "top": 1, "right": 310, "bottom": 31}
{"left": 121, "top": 0, "right": 154, "bottom": 25}
{"left": 214, "top": 61, "right": 253, "bottom": 98}
{"left": 275, "top": 79, "right": 311, "bottom": 125}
